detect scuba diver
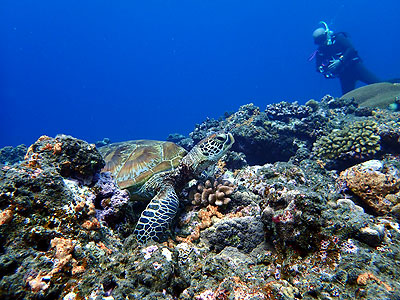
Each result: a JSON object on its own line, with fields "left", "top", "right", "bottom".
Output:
{"left": 311, "top": 22, "right": 381, "bottom": 95}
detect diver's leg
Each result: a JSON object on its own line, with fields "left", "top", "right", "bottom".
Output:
{"left": 339, "top": 72, "right": 356, "bottom": 95}
{"left": 356, "top": 63, "right": 381, "bottom": 84}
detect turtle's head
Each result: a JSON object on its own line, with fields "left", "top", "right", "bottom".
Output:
{"left": 185, "top": 132, "right": 234, "bottom": 175}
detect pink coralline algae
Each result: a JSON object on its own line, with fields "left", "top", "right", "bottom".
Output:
{"left": 91, "top": 172, "right": 130, "bottom": 225}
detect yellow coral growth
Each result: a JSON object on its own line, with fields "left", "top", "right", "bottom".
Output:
{"left": 313, "top": 120, "right": 380, "bottom": 160}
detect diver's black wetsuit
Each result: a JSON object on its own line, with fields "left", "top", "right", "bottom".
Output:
{"left": 316, "top": 33, "right": 380, "bottom": 94}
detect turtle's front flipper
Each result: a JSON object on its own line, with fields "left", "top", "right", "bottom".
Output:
{"left": 134, "top": 185, "right": 179, "bottom": 244}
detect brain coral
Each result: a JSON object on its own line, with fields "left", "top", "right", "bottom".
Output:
{"left": 313, "top": 120, "right": 380, "bottom": 161}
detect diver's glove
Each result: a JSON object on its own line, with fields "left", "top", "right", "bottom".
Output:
{"left": 328, "top": 59, "right": 342, "bottom": 71}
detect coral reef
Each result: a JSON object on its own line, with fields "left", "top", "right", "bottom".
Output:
{"left": 2, "top": 95, "right": 400, "bottom": 299}
{"left": 201, "top": 215, "right": 264, "bottom": 253}
{"left": 0, "top": 144, "right": 27, "bottom": 165}
{"left": 265, "top": 101, "right": 312, "bottom": 121}
{"left": 182, "top": 97, "right": 362, "bottom": 165}
{"left": 176, "top": 204, "right": 244, "bottom": 245}
{"left": 235, "top": 161, "right": 328, "bottom": 253}
{"left": 0, "top": 135, "right": 120, "bottom": 299}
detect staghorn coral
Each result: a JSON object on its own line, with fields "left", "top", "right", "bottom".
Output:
{"left": 313, "top": 119, "right": 381, "bottom": 161}
{"left": 189, "top": 178, "right": 235, "bottom": 207}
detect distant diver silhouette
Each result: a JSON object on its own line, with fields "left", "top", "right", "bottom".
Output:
{"left": 311, "top": 21, "right": 380, "bottom": 95}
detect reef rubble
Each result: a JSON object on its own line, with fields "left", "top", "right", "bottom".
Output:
{"left": 1, "top": 95, "right": 400, "bottom": 299}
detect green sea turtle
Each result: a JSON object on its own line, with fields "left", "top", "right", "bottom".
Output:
{"left": 99, "top": 132, "right": 234, "bottom": 243}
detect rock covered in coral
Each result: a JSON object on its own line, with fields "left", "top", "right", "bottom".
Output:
{"left": 265, "top": 101, "right": 312, "bottom": 121}
{"left": 340, "top": 159, "right": 400, "bottom": 215}
{"left": 2, "top": 95, "right": 400, "bottom": 299}
{"left": 180, "top": 95, "right": 400, "bottom": 168}
{"left": 201, "top": 216, "right": 265, "bottom": 253}
{"left": 166, "top": 133, "right": 194, "bottom": 150}
{"left": 0, "top": 144, "right": 27, "bottom": 165}
{"left": 24, "top": 134, "right": 105, "bottom": 185}
{"left": 236, "top": 161, "right": 328, "bottom": 252}
{"left": 0, "top": 135, "right": 120, "bottom": 299}
{"left": 185, "top": 100, "right": 329, "bottom": 165}
{"left": 376, "top": 111, "right": 400, "bottom": 153}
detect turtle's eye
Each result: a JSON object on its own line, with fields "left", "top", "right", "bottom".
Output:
{"left": 215, "top": 135, "right": 226, "bottom": 142}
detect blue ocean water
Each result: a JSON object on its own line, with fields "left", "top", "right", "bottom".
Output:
{"left": 1, "top": 0, "right": 399, "bottom": 148}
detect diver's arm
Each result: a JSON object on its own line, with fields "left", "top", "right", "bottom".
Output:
{"left": 335, "top": 34, "right": 358, "bottom": 65}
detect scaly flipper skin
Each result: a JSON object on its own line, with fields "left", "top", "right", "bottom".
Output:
{"left": 134, "top": 184, "right": 179, "bottom": 244}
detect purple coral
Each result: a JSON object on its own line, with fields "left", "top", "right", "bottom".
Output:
{"left": 91, "top": 172, "right": 130, "bottom": 225}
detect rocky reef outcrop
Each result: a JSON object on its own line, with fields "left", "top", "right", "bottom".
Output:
{"left": 1, "top": 94, "right": 400, "bottom": 299}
